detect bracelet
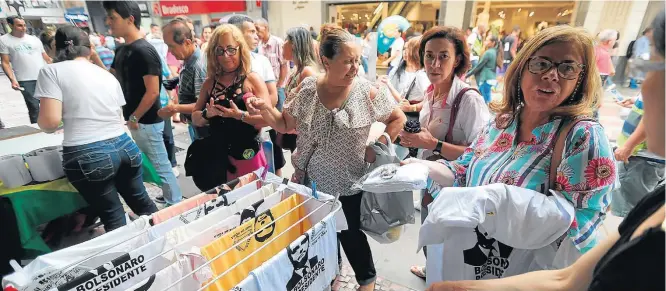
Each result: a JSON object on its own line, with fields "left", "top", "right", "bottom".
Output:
{"left": 240, "top": 111, "right": 247, "bottom": 122}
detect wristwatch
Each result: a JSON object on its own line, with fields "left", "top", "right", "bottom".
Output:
{"left": 433, "top": 140, "right": 444, "bottom": 156}
{"left": 129, "top": 115, "right": 138, "bottom": 123}
{"left": 201, "top": 108, "right": 210, "bottom": 120}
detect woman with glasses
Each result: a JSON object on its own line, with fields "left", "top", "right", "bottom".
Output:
{"left": 406, "top": 25, "right": 617, "bottom": 281}
{"left": 190, "top": 24, "right": 270, "bottom": 188}
{"left": 424, "top": 11, "right": 665, "bottom": 291}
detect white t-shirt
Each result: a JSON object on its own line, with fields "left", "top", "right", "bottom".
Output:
{"left": 34, "top": 61, "right": 127, "bottom": 146}
{"left": 251, "top": 52, "right": 276, "bottom": 83}
{"left": 389, "top": 37, "right": 405, "bottom": 67}
{"left": 233, "top": 214, "right": 338, "bottom": 291}
{"left": 419, "top": 183, "right": 575, "bottom": 284}
{"left": 388, "top": 69, "right": 429, "bottom": 102}
{"left": 1, "top": 217, "right": 152, "bottom": 291}
{"left": 0, "top": 33, "right": 46, "bottom": 81}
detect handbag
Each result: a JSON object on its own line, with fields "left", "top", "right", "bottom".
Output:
{"left": 359, "top": 133, "right": 416, "bottom": 243}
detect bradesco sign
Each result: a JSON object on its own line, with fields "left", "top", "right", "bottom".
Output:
{"left": 159, "top": 1, "right": 246, "bottom": 16}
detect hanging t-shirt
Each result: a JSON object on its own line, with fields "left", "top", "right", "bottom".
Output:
{"left": 419, "top": 183, "right": 575, "bottom": 285}
{"left": 148, "top": 180, "right": 262, "bottom": 239}
{"left": 2, "top": 217, "right": 152, "bottom": 291}
{"left": 232, "top": 213, "right": 337, "bottom": 291}
{"left": 56, "top": 185, "right": 278, "bottom": 291}
{"left": 201, "top": 194, "right": 313, "bottom": 291}
{"left": 126, "top": 254, "right": 211, "bottom": 291}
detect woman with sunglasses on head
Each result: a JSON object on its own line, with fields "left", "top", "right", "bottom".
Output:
{"left": 405, "top": 25, "right": 619, "bottom": 282}
{"left": 424, "top": 11, "right": 665, "bottom": 291}
{"left": 190, "top": 24, "right": 271, "bottom": 189}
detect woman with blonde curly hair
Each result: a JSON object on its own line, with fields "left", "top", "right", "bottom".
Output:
{"left": 188, "top": 24, "right": 270, "bottom": 190}
{"left": 406, "top": 25, "right": 617, "bottom": 281}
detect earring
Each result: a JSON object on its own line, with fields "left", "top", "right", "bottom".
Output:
{"left": 568, "top": 74, "right": 585, "bottom": 103}
{"left": 516, "top": 82, "right": 524, "bottom": 106}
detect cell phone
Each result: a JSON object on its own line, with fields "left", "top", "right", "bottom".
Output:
{"left": 609, "top": 89, "right": 624, "bottom": 102}
{"left": 214, "top": 98, "right": 231, "bottom": 108}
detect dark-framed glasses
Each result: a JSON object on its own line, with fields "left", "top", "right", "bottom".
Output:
{"left": 214, "top": 46, "right": 239, "bottom": 56}
{"left": 527, "top": 56, "right": 585, "bottom": 80}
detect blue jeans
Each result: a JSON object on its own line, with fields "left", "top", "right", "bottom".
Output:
{"left": 163, "top": 118, "right": 177, "bottom": 168}
{"left": 479, "top": 81, "right": 493, "bottom": 103}
{"left": 130, "top": 122, "right": 183, "bottom": 205}
{"left": 277, "top": 87, "right": 286, "bottom": 111}
{"left": 18, "top": 80, "right": 39, "bottom": 124}
{"left": 611, "top": 157, "right": 665, "bottom": 217}
{"left": 62, "top": 133, "right": 158, "bottom": 231}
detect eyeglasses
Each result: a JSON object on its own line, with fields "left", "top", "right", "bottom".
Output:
{"left": 214, "top": 46, "right": 239, "bottom": 56}
{"left": 527, "top": 56, "right": 585, "bottom": 80}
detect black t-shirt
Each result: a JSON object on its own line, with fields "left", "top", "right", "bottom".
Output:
{"left": 589, "top": 184, "right": 665, "bottom": 291}
{"left": 112, "top": 39, "right": 163, "bottom": 124}
{"left": 503, "top": 35, "right": 516, "bottom": 62}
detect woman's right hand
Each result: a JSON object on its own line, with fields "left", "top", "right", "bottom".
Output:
{"left": 246, "top": 96, "right": 269, "bottom": 115}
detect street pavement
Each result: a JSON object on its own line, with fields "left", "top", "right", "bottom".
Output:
{"left": 0, "top": 74, "right": 638, "bottom": 291}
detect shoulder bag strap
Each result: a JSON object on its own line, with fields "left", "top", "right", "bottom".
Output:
{"left": 548, "top": 118, "right": 595, "bottom": 191}
{"left": 445, "top": 87, "right": 480, "bottom": 143}
{"left": 403, "top": 77, "right": 417, "bottom": 101}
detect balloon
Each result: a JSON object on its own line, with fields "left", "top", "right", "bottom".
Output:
{"left": 376, "top": 15, "right": 411, "bottom": 54}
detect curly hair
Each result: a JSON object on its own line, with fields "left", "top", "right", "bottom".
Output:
{"left": 205, "top": 24, "right": 252, "bottom": 77}
{"left": 490, "top": 26, "right": 602, "bottom": 123}
{"left": 419, "top": 26, "right": 471, "bottom": 78}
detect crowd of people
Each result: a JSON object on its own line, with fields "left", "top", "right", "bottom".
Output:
{"left": 0, "top": 1, "right": 664, "bottom": 290}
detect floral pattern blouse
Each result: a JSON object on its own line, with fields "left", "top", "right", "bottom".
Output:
{"left": 439, "top": 115, "right": 617, "bottom": 253}
{"left": 284, "top": 76, "right": 395, "bottom": 197}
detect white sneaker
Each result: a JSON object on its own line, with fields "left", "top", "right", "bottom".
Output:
{"left": 172, "top": 167, "right": 180, "bottom": 177}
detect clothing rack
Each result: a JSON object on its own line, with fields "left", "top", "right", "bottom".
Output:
{"left": 164, "top": 193, "right": 341, "bottom": 291}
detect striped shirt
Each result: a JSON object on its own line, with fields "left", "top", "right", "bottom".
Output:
{"left": 178, "top": 48, "right": 207, "bottom": 121}
{"left": 259, "top": 35, "right": 286, "bottom": 87}
{"left": 95, "top": 46, "right": 114, "bottom": 70}
{"left": 617, "top": 95, "right": 664, "bottom": 161}
{"left": 437, "top": 117, "right": 617, "bottom": 254}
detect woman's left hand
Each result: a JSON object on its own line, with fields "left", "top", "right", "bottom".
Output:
{"left": 400, "top": 128, "right": 437, "bottom": 149}
{"left": 216, "top": 100, "right": 244, "bottom": 120}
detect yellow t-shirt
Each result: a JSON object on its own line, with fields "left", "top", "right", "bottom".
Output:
{"left": 200, "top": 194, "right": 312, "bottom": 290}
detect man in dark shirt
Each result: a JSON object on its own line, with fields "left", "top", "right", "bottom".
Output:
{"left": 502, "top": 26, "right": 520, "bottom": 72}
{"left": 158, "top": 19, "right": 209, "bottom": 140}
{"left": 104, "top": 0, "right": 182, "bottom": 205}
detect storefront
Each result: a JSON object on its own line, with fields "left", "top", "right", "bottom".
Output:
{"left": 0, "top": 0, "right": 67, "bottom": 36}
{"left": 326, "top": 1, "right": 441, "bottom": 35}
{"left": 470, "top": 1, "right": 576, "bottom": 38}
{"left": 156, "top": 0, "right": 247, "bottom": 36}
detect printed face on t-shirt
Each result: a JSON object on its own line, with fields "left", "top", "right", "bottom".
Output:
{"left": 254, "top": 211, "right": 276, "bottom": 242}
{"left": 289, "top": 234, "right": 310, "bottom": 268}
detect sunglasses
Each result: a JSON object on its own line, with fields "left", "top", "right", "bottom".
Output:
{"left": 527, "top": 56, "right": 585, "bottom": 80}
{"left": 214, "top": 46, "right": 239, "bottom": 57}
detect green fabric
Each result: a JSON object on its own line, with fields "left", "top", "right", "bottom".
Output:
{"left": 467, "top": 48, "right": 498, "bottom": 84}
{"left": 0, "top": 153, "right": 161, "bottom": 255}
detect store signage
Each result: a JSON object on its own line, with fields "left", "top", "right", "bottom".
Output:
{"left": 152, "top": 2, "right": 162, "bottom": 16}
{"left": 137, "top": 2, "right": 150, "bottom": 17}
{"left": 41, "top": 17, "right": 67, "bottom": 24}
{"left": 158, "top": 1, "right": 246, "bottom": 16}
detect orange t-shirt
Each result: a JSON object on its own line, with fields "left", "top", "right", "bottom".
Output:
{"left": 200, "top": 194, "right": 312, "bottom": 290}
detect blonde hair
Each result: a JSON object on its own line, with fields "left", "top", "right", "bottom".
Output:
{"left": 404, "top": 36, "right": 422, "bottom": 68}
{"left": 490, "top": 26, "right": 601, "bottom": 124}
{"left": 205, "top": 24, "right": 252, "bottom": 78}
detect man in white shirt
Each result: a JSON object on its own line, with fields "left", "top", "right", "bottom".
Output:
{"left": 0, "top": 16, "right": 52, "bottom": 123}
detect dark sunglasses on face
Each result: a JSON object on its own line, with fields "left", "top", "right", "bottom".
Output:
{"left": 214, "top": 46, "right": 239, "bottom": 56}
{"left": 527, "top": 56, "right": 585, "bottom": 80}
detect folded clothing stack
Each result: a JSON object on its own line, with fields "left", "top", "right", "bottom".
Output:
{"left": 0, "top": 146, "right": 65, "bottom": 188}
{"left": 0, "top": 154, "right": 33, "bottom": 188}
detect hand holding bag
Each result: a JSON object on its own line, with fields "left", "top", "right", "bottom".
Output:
{"left": 358, "top": 133, "right": 417, "bottom": 244}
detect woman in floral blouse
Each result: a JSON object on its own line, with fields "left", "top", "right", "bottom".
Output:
{"left": 409, "top": 26, "right": 617, "bottom": 257}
